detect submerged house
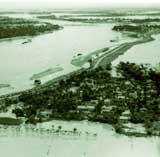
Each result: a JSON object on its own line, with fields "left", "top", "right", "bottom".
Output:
{"left": 37, "top": 110, "right": 52, "bottom": 120}
{"left": 119, "top": 110, "right": 131, "bottom": 123}
{"left": 101, "top": 105, "right": 117, "bottom": 114}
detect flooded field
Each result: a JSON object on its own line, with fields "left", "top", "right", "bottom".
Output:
{"left": 0, "top": 120, "right": 159, "bottom": 157}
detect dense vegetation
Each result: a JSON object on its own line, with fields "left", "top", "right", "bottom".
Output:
{"left": 112, "top": 24, "right": 160, "bottom": 34}
{"left": 0, "top": 23, "right": 60, "bottom": 39}
{"left": 113, "top": 25, "right": 144, "bottom": 33}
{"left": 6, "top": 62, "right": 160, "bottom": 136}
{"left": 37, "top": 15, "right": 57, "bottom": 19}
{"left": 0, "top": 16, "right": 37, "bottom": 25}
{"left": 0, "top": 16, "right": 61, "bottom": 39}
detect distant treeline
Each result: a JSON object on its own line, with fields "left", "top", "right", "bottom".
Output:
{"left": 0, "top": 16, "right": 61, "bottom": 39}
{"left": 37, "top": 15, "right": 57, "bottom": 19}
{"left": 54, "top": 17, "right": 160, "bottom": 24}
{"left": 0, "top": 23, "right": 61, "bottom": 39}
{"left": 112, "top": 24, "right": 160, "bottom": 33}
{"left": 0, "top": 16, "right": 37, "bottom": 25}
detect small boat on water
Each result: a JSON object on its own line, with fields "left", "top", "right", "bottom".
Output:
{"left": 77, "top": 53, "right": 83, "bottom": 56}
{"left": 110, "top": 36, "right": 119, "bottom": 43}
{"left": 22, "top": 39, "right": 32, "bottom": 44}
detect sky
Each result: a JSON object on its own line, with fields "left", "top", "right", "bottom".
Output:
{"left": 0, "top": 0, "right": 160, "bottom": 10}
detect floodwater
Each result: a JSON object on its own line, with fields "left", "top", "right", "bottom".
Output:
{"left": 0, "top": 120, "right": 159, "bottom": 157}
{"left": 0, "top": 14, "right": 130, "bottom": 95}
{"left": 0, "top": 13, "right": 160, "bottom": 157}
{"left": 113, "top": 34, "right": 160, "bottom": 66}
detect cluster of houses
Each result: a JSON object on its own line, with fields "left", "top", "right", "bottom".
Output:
{"left": 1, "top": 63, "right": 159, "bottom": 136}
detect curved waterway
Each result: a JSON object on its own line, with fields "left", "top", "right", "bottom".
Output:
{"left": 0, "top": 14, "right": 132, "bottom": 95}
{"left": 0, "top": 120, "right": 159, "bottom": 157}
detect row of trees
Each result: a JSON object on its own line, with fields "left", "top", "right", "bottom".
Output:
{"left": 0, "top": 16, "right": 37, "bottom": 25}
{"left": 58, "top": 16, "right": 160, "bottom": 24}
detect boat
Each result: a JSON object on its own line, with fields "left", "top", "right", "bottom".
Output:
{"left": 110, "top": 36, "right": 119, "bottom": 42}
{"left": 22, "top": 39, "right": 32, "bottom": 44}
{"left": 77, "top": 53, "right": 83, "bottom": 56}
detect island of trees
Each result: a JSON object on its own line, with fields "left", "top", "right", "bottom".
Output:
{"left": 112, "top": 24, "right": 160, "bottom": 34}
{"left": 0, "top": 16, "right": 61, "bottom": 39}
{"left": 1, "top": 62, "right": 160, "bottom": 137}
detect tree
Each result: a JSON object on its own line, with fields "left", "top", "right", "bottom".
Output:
{"left": 12, "top": 108, "right": 24, "bottom": 117}
{"left": 106, "top": 63, "right": 112, "bottom": 71}
{"left": 34, "top": 79, "right": 41, "bottom": 86}
{"left": 94, "top": 100, "right": 103, "bottom": 114}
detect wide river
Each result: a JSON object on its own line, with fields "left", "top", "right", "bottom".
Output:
{"left": 1, "top": 14, "right": 160, "bottom": 95}
{"left": 0, "top": 14, "right": 132, "bottom": 95}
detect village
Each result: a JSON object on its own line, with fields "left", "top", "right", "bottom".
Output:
{"left": 0, "top": 61, "right": 160, "bottom": 137}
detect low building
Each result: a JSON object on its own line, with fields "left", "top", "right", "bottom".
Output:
{"left": 101, "top": 105, "right": 116, "bottom": 114}
{"left": 119, "top": 110, "right": 131, "bottom": 123}
{"left": 119, "top": 115, "right": 130, "bottom": 123}
{"left": 68, "top": 86, "right": 79, "bottom": 94}
{"left": 104, "top": 99, "right": 111, "bottom": 104}
{"left": 77, "top": 105, "right": 95, "bottom": 111}
{"left": 121, "top": 110, "right": 131, "bottom": 116}
{"left": 38, "top": 110, "right": 52, "bottom": 120}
